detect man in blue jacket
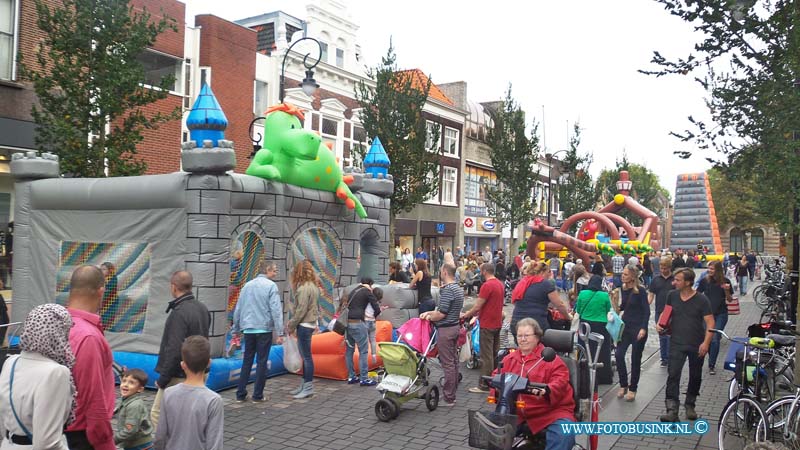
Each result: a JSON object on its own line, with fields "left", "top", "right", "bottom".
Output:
{"left": 232, "top": 260, "right": 284, "bottom": 403}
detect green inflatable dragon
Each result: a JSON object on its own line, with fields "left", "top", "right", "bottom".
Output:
{"left": 245, "top": 103, "right": 367, "bottom": 218}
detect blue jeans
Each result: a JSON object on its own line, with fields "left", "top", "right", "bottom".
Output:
{"left": 236, "top": 332, "right": 273, "bottom": 401}
{"left": 739, "top": 276, "right": 748, "bottom": 295}
{"left": 545, "top": 419, "right": 576, "bottom": 450}
{"left": 656, "top": 311, "right": 670, "bottom": 362}
{"left": 709, "top": 313, "right": 728, "bottom": 369}
{"left": 345, "top": 322, "right": 370, "bottom": 381}
{"left": 613, "top": 274, "right": 622, "bottom": 288}
{"left": 296, "top": 326, "right": 315, "bottom": 383}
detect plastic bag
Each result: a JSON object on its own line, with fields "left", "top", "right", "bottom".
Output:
{"left": 283, "top": 335, "right": 303, "bottom": 373}
{"left": 459, "top": 332, "right": 472, "bottom": 363}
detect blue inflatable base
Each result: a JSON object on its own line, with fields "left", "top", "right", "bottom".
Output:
{"left": 114, "top": 344, "right": 289, "bottom": 392}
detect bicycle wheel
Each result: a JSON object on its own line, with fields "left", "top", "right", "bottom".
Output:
{"left": 759, "top": 396, "right": 795, "bottom": 443}
{"left": 784, "top": 395, "right": 800, "bottom": 450}
{"left": 753, "top": 285, "right": 769, "bottom": 310}
{"left": 719, "top": 396, "right": 768, "bottom": 450}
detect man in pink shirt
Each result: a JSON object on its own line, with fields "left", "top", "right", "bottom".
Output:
{"left": 65, "top": 265, "right": 116, "bottom": 450}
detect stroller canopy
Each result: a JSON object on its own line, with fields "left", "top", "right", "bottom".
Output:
{"left": 378, "top": 342, "right": 419, "bottom": 379}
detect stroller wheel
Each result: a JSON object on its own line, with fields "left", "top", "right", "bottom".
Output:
{"left": 425, "top": 385, "right": 439, "bottom": 411}
{"left": 375, "top": 398, "right": 397, "bottom": 422}
{"left": 466, "top": 359, "right": 475, "bottom": 370}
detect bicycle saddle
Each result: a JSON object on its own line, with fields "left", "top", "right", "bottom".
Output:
{"left": 766, "top": 333, "right": 795, "bottom": 347}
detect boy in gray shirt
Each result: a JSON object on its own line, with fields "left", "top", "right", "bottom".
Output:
{"left": 154, "top": 336, "right": 224, "bottom": 450}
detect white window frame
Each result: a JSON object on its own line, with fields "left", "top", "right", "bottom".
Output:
{"left": 441, "top": 166, "right": 458, "bottom": 206}
{"left": 335, "top": 48, "right": 344, "bottom": 68}
{"left": 426, "top": 120, "right": 441, "bottom": 152}
{"left": 253, "top": 79, "right": 269, "bottom": 116}
{"left": 138, "top": 48, "right": 185, "bottom": 96}
{"left": 0, "top": 0, "right": 19, "bottom": 81}
{"left": 319, "top": 42, "right": 328, "bottom": 64}
{"left": 423, "top": 168, "right": 440, "bottom": 205}
{"left": 199, "top": 66, "right": 211, "bottom": 86}
{"left": 443, "top": 126, "right": 459, "bottom": 157}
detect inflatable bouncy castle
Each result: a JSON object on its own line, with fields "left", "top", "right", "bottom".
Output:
{"left": 10, "top": 85, "right": 396, "bottom": 389}
{"left": 527, "top": 171, "right": 661, "bottom": 261}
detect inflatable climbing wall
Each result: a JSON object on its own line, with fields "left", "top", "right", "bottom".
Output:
{"left": 670, "top": 173, "right": 722, "bottom": 254}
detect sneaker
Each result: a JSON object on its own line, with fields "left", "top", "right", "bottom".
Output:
{"left": 347, "top": 377, "right": 360, "bottom": 384}
{"left": 468, "top": 386, "right": 489, "bottom": 394}
{"left": 709, "top": 367, "right": 716, "bottom": 375}
{"left": 360, "top": 379, "right": 377, "bottom": 386}
{"left": 235, "top": 397, "right": 248, "bottom": 403}
{"left": 251, "top": 397, "right": 266, "bottom": 403}
{"left": 442, "top": 400, "right": 457, "bottom": 407}
{"left": 660, "top": 360, "right": 668, "bottom": 367}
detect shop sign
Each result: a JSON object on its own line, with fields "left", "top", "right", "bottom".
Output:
{"left": 464, "top": 217, "right": 474, "bottom": 228}
{"left": 481, "top": 220, "right": 496, "bottom": 231}
{"left": 436, "top": 223, "right": 445, "bottom": 234}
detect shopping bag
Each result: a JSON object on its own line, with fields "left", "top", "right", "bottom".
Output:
{"left": 606, "top": 310, "right": 625, "bottom": 344}
{"left": 459, "top": 332, "right": 472, "bottom": 363}
{"left": 727, "top": 296, "right": 741, "bottom": 315}
{"left": 282, "top": 335, "right": 303, "bottom": 373}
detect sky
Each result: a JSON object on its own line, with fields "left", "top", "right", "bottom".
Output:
{"left": 183, "top": 0, "right": 718, "bottom": 198}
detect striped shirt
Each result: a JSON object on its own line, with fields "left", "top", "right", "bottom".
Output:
{"left": 436, "top": 282, "right": 464, "bottom": 327}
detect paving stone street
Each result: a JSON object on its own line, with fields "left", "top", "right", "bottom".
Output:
{"left": 125, "top": 278, "right": 766, "bottom": 449}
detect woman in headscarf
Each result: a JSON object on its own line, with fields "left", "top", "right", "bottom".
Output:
{"left": 0, "top": 303, "right": 76, "bottom": 449}
{"left": 575, "top": 270, "right": 614, "bottom": 385}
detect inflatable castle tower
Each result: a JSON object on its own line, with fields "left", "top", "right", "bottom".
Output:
{"left": 670, "top": 173, "right": 722, "bottom": 254}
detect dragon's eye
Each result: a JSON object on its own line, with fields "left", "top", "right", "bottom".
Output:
{"left": 291, "top": 124, "right": 296, "bottom": 129}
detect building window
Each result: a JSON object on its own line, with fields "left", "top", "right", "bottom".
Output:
{"left": 319, "top": 42, "right": 328, "bottom": 64}
{"left": 254, "top": 80, "right": 269, "bottom": 117}
{"left": 730, "top": 228, "right": 744, "bottom": 253}
{"left": 750, "top": 228, "right": 764, "bottom": 253}
{"left": 465, "top": 166, "right": 496, "bottom": 217}
{"left": 424, "top": 169, "right": 439, "bottom": 203}
{"left": 426, "top": 120, "right": 441, "bottom": 151}
{"left": 0, "top": 0, "right": 16, "bottom": 81}
{"left": 336, "top": 48, "right": 344, "bottom": 68}
{"left": 138, "top": 49, "right": 183, "bottom": 93}
{"left": 442, "top": 166, "right": 457, "bottom": 205}
{"left": 443, "top": 127, "right": 459, "bottom": 156}
{"left": 200, "top": 67, "right": 211, "bottom": 86}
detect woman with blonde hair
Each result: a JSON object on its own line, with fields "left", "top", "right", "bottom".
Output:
{"left": 613, "top": 264, "right": 649, "bottom": 401}
{"left": 287, "top": 259, "right": 320, "bottom": 399}
{"left": 511, "top": 261, "right": 571, "bottom": 341}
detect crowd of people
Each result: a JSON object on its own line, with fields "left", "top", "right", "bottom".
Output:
{"left": 0, "top": 240, "right": 764, "bottom": 450}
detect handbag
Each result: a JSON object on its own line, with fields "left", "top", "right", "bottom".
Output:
{"left": 9, "top": 357, "right": 32, "bottom": 440}
{"left": 548, "top": 308, "right": 571, "bottom": 331}
{"left": 727, "top": 295, "right": 741, "bottom": 315}
{"left": 332, "top": 287, "right": 358, "bottom": 336}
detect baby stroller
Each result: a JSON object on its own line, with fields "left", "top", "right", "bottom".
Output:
{"left": 375, "top": 318, "right": 440, "bottom": 421}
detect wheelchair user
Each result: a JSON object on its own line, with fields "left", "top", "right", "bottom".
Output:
{"left": 495, "top": 317, "right": 576, "bottom": 450}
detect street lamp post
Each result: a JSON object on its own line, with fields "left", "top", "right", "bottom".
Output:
{"left": 248, "top": 37, "right": 323, "bottom": 159}
{"left": 545, "top": 150, "right": 568, "bottom": 226}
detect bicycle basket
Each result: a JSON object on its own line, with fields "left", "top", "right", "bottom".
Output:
{"left": 468, "top": 410, "right": 517, "bottom": 450}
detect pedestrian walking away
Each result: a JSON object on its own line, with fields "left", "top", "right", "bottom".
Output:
{"left": 287, "top": 260, "right": 321, "bottom": 399}
{"left": 461, "top": 263, "right": 504, "bottom": 393}
{"left": 657, "top": 268, "right": 714, "bottom": 422}
{"left": 232, "top": 260, "right": 284, "bottom": 403}
{"left": 343, "top": 278, "right": 382, "bottom": 385}
{"left": 574, "top": 274, "right": 613, "bottom": 385}
{"left": 612, "top": 265, "right": 649, "bottom": 401}
{"left": 420, "top": 263, "right": 464, "bottom": 406}
{"left": 151, "top": 270, "right": 210, "bottom": 430}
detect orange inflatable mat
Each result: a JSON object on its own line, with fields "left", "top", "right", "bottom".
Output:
{"left": 301, "top": 320, "right": 393, "bottom": 380}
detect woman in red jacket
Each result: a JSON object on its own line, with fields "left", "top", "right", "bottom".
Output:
{"left": 498, "top": 317, "right": 576, "bottom": 450}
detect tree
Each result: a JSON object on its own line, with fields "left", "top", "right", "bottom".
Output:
{"left": 354, "top": 43, "right": 441, "bottom": 223}
{"left": 595, "top": 154, "right": 671, "bottom": 224}
{"left": 641, "top": 0, "right": 799, "bottom": 232}
{"left": 485, "top": 86, "right": 540, "bottom": 248}
{"left": 706, "top": 166, "right": 761, "bottom": 231}
{"left": 23, "top": 0, "right": 179, "bottom": 177}
{"left": 557, "top": 123, "right": 597, "bottom": 230}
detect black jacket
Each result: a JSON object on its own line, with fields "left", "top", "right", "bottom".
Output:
{"left": 155, "top": 293, "right": 210, "bottom": 387}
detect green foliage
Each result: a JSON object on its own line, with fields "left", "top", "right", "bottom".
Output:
{"left": 22, "top": 0, "right": 179, "bottom": 178}
{"left": 486, "top": 85, "right": 540, "bottom": 241}
{"left": 557, "top": 123, "right": 598, "bottom": 227}
{"left": 642, "top": 0, "right": 800, "bottom": 232}
{"left": 595, "top": 153, "right": 671, "bottom": 224}
{"left": 706, "top": 166, "right": 762, "bottom": 231}
{"left": 354, "top": 42, "right": 441, "bottom": 217}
